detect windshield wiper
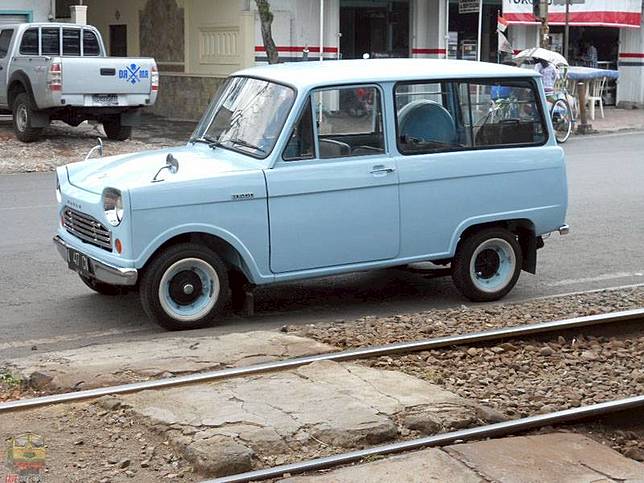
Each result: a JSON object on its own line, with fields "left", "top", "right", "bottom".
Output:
{"left": 227, "top": 138, "right": 266, "bottom": 154}
{"left": 190, "top": 136, "right": 224, "bottom": 149}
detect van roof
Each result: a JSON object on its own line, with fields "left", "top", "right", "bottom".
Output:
{"left": 235, "top": 58, "right": 538, "bottom": 89}
{"left": 0, "top": 23, "right": 98, "bottom": 30}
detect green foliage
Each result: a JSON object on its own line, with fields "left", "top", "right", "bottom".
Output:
{"left": 0, "top": 371, "right": 22, "bottom": 388}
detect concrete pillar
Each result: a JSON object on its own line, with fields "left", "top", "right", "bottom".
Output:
{"left": 412, "top": 0, "right": 447, "bottom": 58}
{"left": 617, "top": 10, "right": 644, "bottom": 108}
{"left": 70, "top": 5, "right": 88, "bottom": 25}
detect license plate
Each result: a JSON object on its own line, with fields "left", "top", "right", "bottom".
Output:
{"left": 67, "top": 248, "right": 93, "bottom": 276}
{"left": 92, "top": 94, "right": 118, "bottom": 106}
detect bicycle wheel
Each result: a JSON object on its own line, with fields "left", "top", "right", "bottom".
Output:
{"left": 551, "top": 98, "right": 572, "bottom": 143}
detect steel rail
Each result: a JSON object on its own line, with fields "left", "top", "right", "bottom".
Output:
{"left": 1, "top": 308, "right": 642, "bottom": 413}
{"left": 206, "top": 395, "right": 644, "bottom": 483}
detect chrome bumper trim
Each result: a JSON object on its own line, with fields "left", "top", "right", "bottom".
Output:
{"left": 558, "top": 224, "right": 570, "bottom": 235}
{"left": 53, "top": 235, "right": 138, "bottom": 286}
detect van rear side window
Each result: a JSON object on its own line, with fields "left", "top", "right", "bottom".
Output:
{"left": 0, "top": 29, "right": 14, "bottom": 58}
{"left": 19, "top": 28, "right": 38, "bottom": 55}
{"left": 395, "top": 78, "right": 547, "bottom": 155}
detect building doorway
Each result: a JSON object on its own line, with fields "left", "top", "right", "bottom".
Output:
{"left": 339, "top": 0, "right": 409, "bottom": 59}
{"left": 109, "top": 25, "right": 127, "bottom": 57}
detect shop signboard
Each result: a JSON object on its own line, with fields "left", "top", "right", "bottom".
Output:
{"left": 502, "top": 0, "right": 642, "bottom": 28}
{"left": 459, "top": 0, "right": 480, "bottom": 14}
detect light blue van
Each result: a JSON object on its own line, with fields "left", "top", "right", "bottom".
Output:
{"left": 54, "top": 59, "right": 568, "bottom": 330}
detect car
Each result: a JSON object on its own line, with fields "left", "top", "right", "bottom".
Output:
{"left": 0, "top": 23, "right": 157, "bottom": 142}
{"left": 53, "top": 58, "right": 569, "bottom": 330}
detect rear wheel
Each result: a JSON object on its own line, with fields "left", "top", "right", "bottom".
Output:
{"left": 12, "top": 93, "right": 44, "bottom": 142}
{"left": 103, "top": 117, "right": 132, "bottom": 141}
{"left": 452, "top": 228, "right": 522, "bottom": 302}
{"left": 551, "top": 98, "right": 572, "bottom": 143}
{"left": 139, "top": 243, "right": 229, "bottom": 330}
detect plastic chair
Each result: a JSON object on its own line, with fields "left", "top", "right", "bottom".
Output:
{"left": 587, "top": 77, "right": 606, "bottom": 120}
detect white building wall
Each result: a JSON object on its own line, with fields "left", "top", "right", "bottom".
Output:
{"left": 617, "top": 5, "right": 644, "bottom": 107}
{"left": 412, "top": 0, "right": 447, "bottom": 58}
{"left": 0, "top": 0, "right": 52, "bottom": 22}
{"left": 508, "top": 24, "right": 540, "bottom": 53}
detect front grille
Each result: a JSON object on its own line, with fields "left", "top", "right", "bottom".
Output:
{"left": 63, "top": 207, "right": 112, "bottom": 251}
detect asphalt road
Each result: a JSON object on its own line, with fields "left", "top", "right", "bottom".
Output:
{"left": 1, "top": 131, "right": 643, "bottom": 359}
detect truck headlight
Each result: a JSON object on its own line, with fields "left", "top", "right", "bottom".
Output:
{"left": 55, "top": 172, "right": 61, "bottom": 203}
{"left": 103, "top": 188, "right": 124, "bottom": 226}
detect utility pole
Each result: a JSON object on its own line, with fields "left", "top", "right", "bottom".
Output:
{"left": 563, "top": 0, "right": 570, "bottom": 58}
{"left": 539, "top": 0, "right": 549, "bottom": 48}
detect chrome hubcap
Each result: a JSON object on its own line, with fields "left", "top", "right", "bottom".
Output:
{"left": 16, "top": 105, "right": 28, "bottom": 132}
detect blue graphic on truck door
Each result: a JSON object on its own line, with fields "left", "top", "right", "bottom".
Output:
{"left": 119, "top": 64, "right": 149, "bottom": 85}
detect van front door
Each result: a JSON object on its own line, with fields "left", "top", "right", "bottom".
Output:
{"left": 0, "top": 28, "right": 15, "bottom": 107}
{"left": 266, "top": 86, "right": 400, "bottom": 274}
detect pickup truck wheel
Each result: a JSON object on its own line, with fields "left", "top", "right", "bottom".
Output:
{"left": 140, "top": 243, "right": 229, "bottom": 330}
{"left": 12, "top": 93, "right": 43, "bottom": 142}
{"left": 103, "top": 119, "right": 132, "bottom": 141}
{"left": 452, "top": 228, "right": 522, "bottom": 302}
{"left": 78, "top": 274, "right": 124, "bottom": 295}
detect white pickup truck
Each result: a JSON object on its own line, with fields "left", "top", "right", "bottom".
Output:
{"left": 0, "top": 23, "right": 158, "bottom": 142}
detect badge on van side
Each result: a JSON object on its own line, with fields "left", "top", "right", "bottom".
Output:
{"left": 232, "top": 193, "right": 254, "bottom": 200}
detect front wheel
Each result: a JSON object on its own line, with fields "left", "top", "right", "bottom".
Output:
{"left": 79, "top": 274, "right": 125, "bottom": 295}
{"left": 551, "top": 98, "right": 573, "bottom": 144}
{"left": 139, "top": 243, "right": 229, "bottom": 330}
{"left": 452, "top": 228, "right": 522, "bottom": 302}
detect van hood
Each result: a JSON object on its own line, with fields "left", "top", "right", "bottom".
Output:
{"left": 65, "top": 145, "right": 264, "bottom": 194}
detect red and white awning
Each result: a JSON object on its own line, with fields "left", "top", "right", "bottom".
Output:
{"left": 502, "top": 0, "right": 642, "bottom": 28}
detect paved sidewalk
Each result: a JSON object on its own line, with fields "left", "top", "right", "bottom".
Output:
{"left": 580, "top": 106, "right": 644, "bottom": 134}
{"left": 283, "top": 432, "right": 644, "bottom": 482}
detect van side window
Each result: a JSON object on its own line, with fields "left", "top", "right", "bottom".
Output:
{"left": 312, "top": 86, "right": 385, "bottom": 159}
{"left": 83, "top": 30, "right": 100, "bottom": 56}
{"left": 283, "top": 98, "right": 315, "bottom": 161}
{"left": 41, "top": 27, "right": 60, "bottom": 55}
{"left": 0, "top": 29, "right": 14, "bottom": 58}
{"left": 19, "top": 28, "right": 39, "bottom": 55}
{"left": 62, "top": 28, "right": 81, "bottom": 56}
{"left": 464, "top": 81, "right": 546, "bottom": 147}
{"left": 395, "top": 79, "right": 547, "bottom": 155}
{"left": 396, "top": 82, "right": 465, "bottom": 153}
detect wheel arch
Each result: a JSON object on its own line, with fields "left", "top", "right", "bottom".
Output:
{"left": 453, "top": 218, "right": 539, "bottom": 274}
{"left": 8, "top": 72, "right": 37, "bottom": 109}
{"left": 136, "top": 228, "right": 265, "bottom": 285}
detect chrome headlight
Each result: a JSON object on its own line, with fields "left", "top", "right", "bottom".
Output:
{"left": 55, "top": 172, "right": 61, "bottom": 203}
{"left": 103, "top": 188, "right": 124, "bottom": 226}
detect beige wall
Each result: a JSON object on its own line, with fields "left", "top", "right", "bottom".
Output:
{"left": 85, "top": 0, "right": 147, "bottom": 56}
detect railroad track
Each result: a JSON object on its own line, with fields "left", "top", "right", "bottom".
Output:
{"left": 1, "top": 307, "right": 642, "bottom": 413}
{"left": 206, "top": 395, "right": 644, "bottom": 483}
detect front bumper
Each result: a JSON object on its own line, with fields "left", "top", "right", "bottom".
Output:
{"left": 53, "top": 235, "right": 138, "bottom": 286}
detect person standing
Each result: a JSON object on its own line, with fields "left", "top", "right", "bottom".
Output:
{"left": 534, "top": 59, "right": 558, "bottom": 93}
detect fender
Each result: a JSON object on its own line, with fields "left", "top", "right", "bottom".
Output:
{"left": 7, "top": 71, "right": 37, "bottom": 109}
{"left": 134, "top": 223, "right": 273, "bottom": 285}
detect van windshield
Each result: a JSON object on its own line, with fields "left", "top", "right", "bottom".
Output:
{"left": 191, "top": 77, "right": 295, "bottom": 159}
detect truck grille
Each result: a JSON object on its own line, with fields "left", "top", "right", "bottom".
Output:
{"left": 63, "top": 208, "right": 112, "bottom": 251}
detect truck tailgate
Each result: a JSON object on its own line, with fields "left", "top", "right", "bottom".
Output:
{"left": 61, "top": 57, "right": 155, "bottom": 95}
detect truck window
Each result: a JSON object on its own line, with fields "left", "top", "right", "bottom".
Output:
{"left": 83, "top": 30, "right": 100, "bottom": 56}
{"left": 62, "top": 28, "right": 80, "bottom": 56}
{"left": 19, "top": 28, "right": 38, "bottom": 55}
{"left": 41, "top": 27, "right": 60, "bottom": 55}
{"left": 0, "top": 29, "right": 14, "bottom": 58}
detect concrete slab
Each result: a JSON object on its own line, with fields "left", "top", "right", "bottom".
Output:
{"left": 281, "top": 433, "right": 644, "bottom": 483}
{"left": 4, "top": 331, "right": 336, "bottom": 391}
{"left": 445, "top": 432, "right": 644, "bottom": 483}
{"left": 112, "top": 360, "right": 495, "bottom": 477}
{"left": 280, "top": 448, "right": 483, "bottom": 483}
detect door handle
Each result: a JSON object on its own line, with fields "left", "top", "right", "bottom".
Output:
{"left": 370, "top": 165, "right": 396, "bottom": 174}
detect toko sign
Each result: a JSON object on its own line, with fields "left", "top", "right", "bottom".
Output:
{"left": 502, "top": 0, "right": 642, "bottom": 27}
